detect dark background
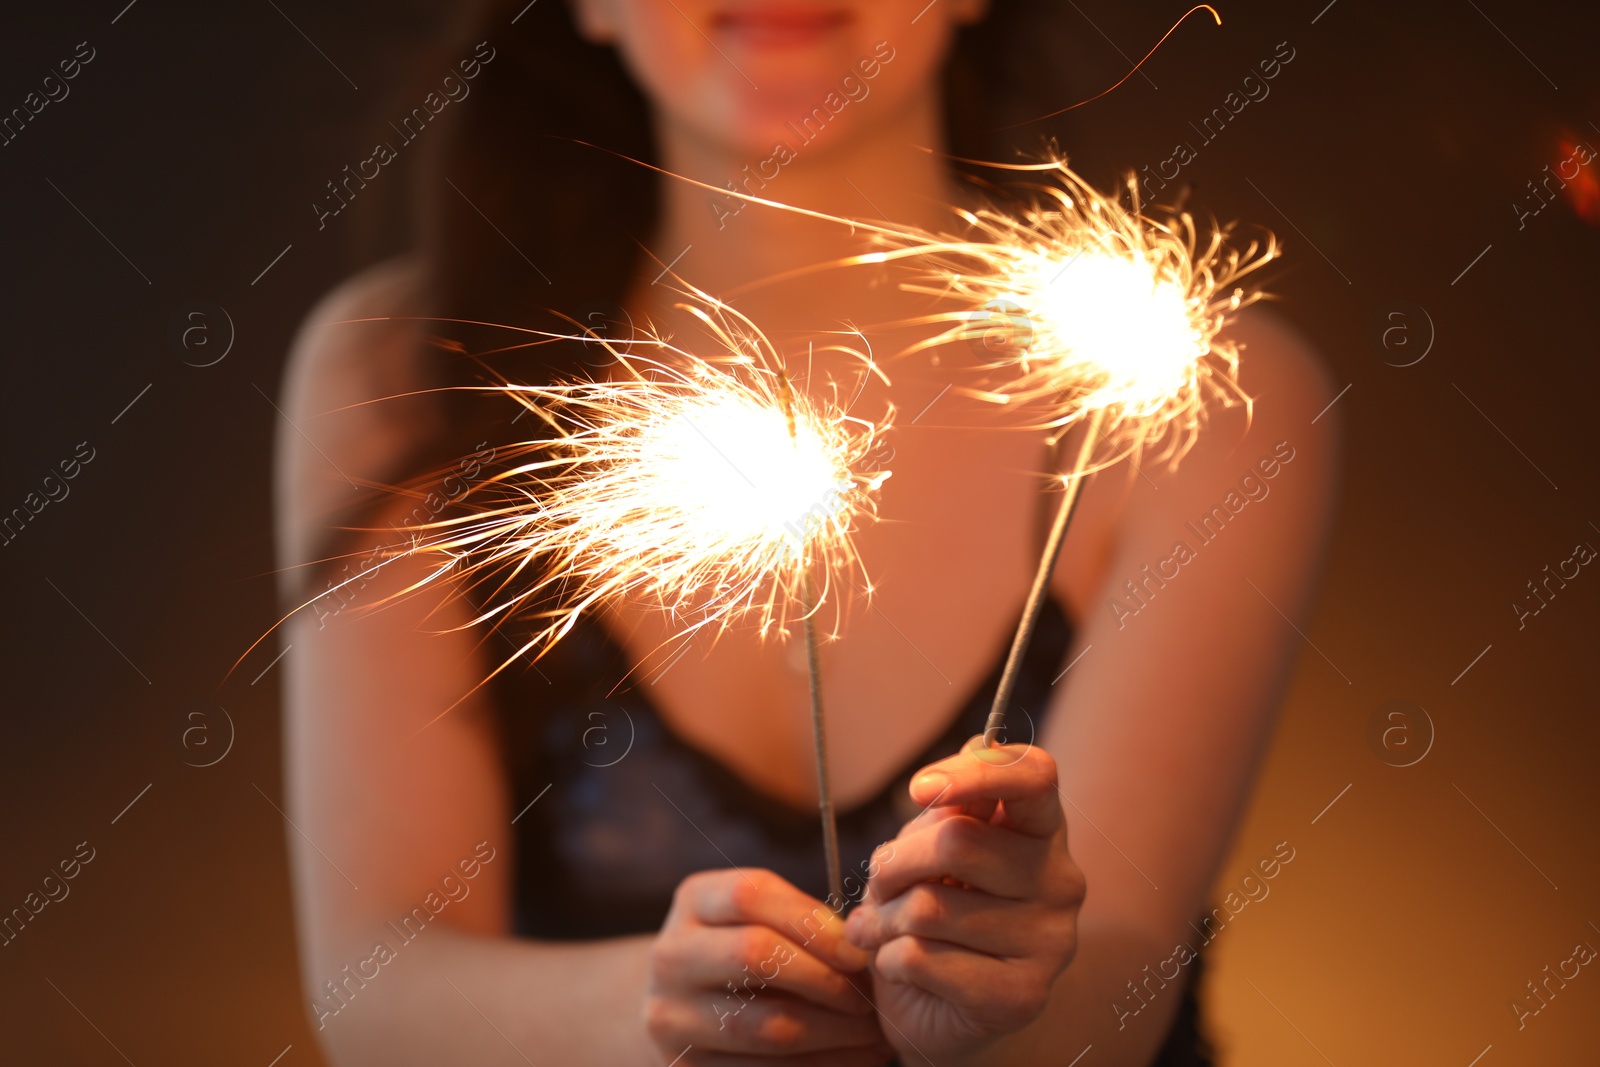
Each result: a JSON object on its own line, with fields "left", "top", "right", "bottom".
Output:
{"left": 2, "top": 1, "right": 1597, "bottom": 1064}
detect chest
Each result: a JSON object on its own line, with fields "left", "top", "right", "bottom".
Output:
{"left": 602, "top": 397, "right": 1111, "bottom": 810}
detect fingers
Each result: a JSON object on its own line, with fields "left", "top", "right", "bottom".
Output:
{"left": 874, "top": 934, "right": 1054, "bottom": 1035}
{"left": 646, "top": 989, "right": 891, "bottom": 1060}
{"left": 845, "top": 881, "right": 1053, "bottom": 958}
{"left": 662, "top": 925, "right": 874, "bottom": 1017}
{"left": 648, "top": 868, "right": 894, "bottom": 1063}
{"left": 908, "top": 739, "right": 1064, "bottom": 840}
{"left": 684, "top": 868, "right": 869, "bottom": 972}
{"left": 681, "top": 1044, "right": 895, "bottom": 1067}
{"left": 866, "top": 811, "right": 1048, "bottom": 903}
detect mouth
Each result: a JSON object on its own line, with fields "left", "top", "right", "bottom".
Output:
{"left": 711, "top": 4, "right": 853, "bottom": 49}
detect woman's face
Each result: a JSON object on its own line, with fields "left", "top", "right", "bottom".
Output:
{"left": 571, "top": 0, "right": 989, "bottom": 158}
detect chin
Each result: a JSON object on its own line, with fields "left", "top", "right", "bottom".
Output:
{"left": 676, "top": 36, "right": 906, "bottom": 163}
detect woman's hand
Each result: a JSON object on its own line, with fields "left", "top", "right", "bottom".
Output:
{"left": 643, "top": 867, "right": 896, "bottom": 1066}
{"left": 844, "top": 740, "right": 1086, "bottom": 1063}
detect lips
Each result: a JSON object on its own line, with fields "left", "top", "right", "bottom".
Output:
{"left": 711, "top": 5, "right": 852, "bottom": 49}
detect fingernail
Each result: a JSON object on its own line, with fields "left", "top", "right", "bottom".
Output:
{"left": 972, "top": 743, "right": 1016, "bottom": 764}
{"left": 912, "top": 771, "right": 950, "bottom": 798}
{"left": 839, "top": 911, "right": 873, "bottom": 962}
{"left": 836, "top": 933, "right": 872, "bottom": 970}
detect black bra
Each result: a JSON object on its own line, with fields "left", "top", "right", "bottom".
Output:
{"left": 488, "top": 593, "right": 1074, "bottom": 937}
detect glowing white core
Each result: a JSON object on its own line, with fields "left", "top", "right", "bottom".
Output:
{"left": 1019, "top": 248, "right": 1203, "bottom": 412}
{"left": 640, "top": 392, "right": 848, "bottom": 548}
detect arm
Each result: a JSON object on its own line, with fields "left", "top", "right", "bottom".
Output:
{"left": 851, "top": 310, "right": 1342, "bottom": 1066}
{"left": 274, "top": 262, "right": 889, "bottom": 1066}
{"left": 274, "top": 261, "right": 663, "bottom": 1065}
{"left": 281, "top": 548, "right": 664, "bottom": 1065}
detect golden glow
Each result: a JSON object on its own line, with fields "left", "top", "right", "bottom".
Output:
{"left": 879, "top": 158, "right": 1278, "bottom": 467}
{"left": 399, "top": 294, "right": 892, "bottom": 668}
{"left": 1011, "top": 247, "right": 1204, "bottom": 415}
{"left": 634, "top": 390, "right": 854, "bottom": 556}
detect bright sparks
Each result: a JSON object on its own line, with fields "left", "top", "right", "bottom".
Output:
{"left": 887, "top": 158, "right": 1278, "bottom": 466}
{"left": 1010, "top": 249, "right": 1201, "bottom": 412}
{"left": 407, "top": 298, "right": 892, "bottom": 667}
{"left": 634, "top": 389, "right": 849, "bottom": 551}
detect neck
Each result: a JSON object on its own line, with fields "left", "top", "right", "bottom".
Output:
{"left": 641, "top": 92, "right": 960, "bottom": 301}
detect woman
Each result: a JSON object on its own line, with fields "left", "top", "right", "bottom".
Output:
{"left": 274, "top": 1, "right": 1339, "bottom": 1064}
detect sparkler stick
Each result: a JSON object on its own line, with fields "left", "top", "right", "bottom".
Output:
{"left": 982, "top": 407, "right": 1104, "bottom": 748}
{"left": 917, "top": 163, "right": 1277, "bottom": 747}
{"left": 800, "top": 569, "right": 844, "bottom": 906}
{"left": 773, "top": 363, "right": 849, "bottom": 908}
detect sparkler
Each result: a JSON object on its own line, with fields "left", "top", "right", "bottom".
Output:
{"left": 878, "top": 160, "right": 1277, "bottom": 746}
{"left": 408, "top": 295, "right": 890, "bottom": 904}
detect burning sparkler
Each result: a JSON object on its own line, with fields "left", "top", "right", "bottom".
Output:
{"left": 881, "top": 160, "right": 1277, "bottom": 746}
{"left": 409, "top": 295, "right": 891, "bottom": 903}
{"left": 844, "top": 160, "right": 1273, "bottom": 456}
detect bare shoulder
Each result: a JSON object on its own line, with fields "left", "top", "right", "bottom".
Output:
{"left": 1138, "top": 301, "right": 1340, "bottom": 546}
{"left": 275, "top": 256, "right": 442, "bottom": 570}
{"left": 1188, "top": 302, "right": 1341, "bottom": 525}
{"left": 280, "top": 254, "right": 431, "bottom": 433}
{"left": 1138, "top": 300, "right": 1338, "bottom": 491}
